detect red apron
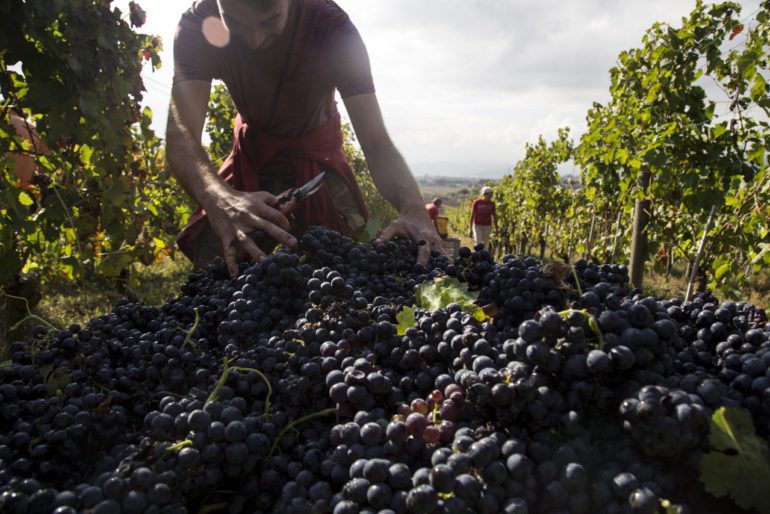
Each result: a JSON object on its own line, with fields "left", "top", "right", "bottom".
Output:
{"left": 176, "top": 112, "right": 368, "bottom": 260}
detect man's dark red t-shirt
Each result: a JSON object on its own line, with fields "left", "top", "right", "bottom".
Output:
{"left": 173, "top": 0, "right": 375, "bottom": 137}
{"left": 471, "top": 199, "right": 495, "bottom": 226}
{"left": 173, "top": 0, "right": 374, "bottom": 258}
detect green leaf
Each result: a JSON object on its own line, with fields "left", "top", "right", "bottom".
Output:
{"left": 45, "top": 367, "right": 71, "bottom": 396}
{"left": 714, "top": 262, "right": 731, "bottom": 281}
{"left": 416, "top": 277, "right": 480, "bottom": 315}
{"left": 79, "top": 144, "right": 94, "bottom": 166}
{"left": 752, "top": 74, "right": 767, "bottom": 102}
{"left": 103, "top": 177, "right": 130, "bottom": 208}
{"left": 18, "top": 191, "right": 34, "bottom": 207}
{"left": 748, "top": 144, "right": 765, "bottom": 166}
{"left": 395, "top": 305, "right": 416, "bottom": 336}
{"left": 353, "top": 217, "right": 382, "bottom": 244}
{"left": 699, "top": 407, "right": 770, "bottom": 513}
{"left": 38, "top": 364, "right": 53, "bottom": 381}
{"left": 97, "top": 251, "right": 134, "bottom": 277}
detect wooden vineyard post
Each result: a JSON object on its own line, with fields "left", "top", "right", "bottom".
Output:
{"left": 629, "top": 168, "right": 651, "bottom": 289}
{"left": 610, "top": 209, "right": 624, "bottom": 263}
{"left": 685, "top": 205, "right": 718, "bottom": 302}
{"left": 584, "top": 208, "right": 597, "bottom": 260}
{"left": 566, "top": 217, "right": 577, "bottom": 262}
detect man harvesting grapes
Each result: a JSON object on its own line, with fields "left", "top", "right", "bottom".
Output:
{"left": 166, "top": 0, "right": 442, "bottom": 276}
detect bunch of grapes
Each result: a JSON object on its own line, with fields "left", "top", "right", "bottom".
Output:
{"left": 0, "top": 226, "right": 767, "bottom": 514}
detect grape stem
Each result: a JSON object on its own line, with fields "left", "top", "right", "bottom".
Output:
{"left": 571, "top": 265, "right": 583, "bottom": 296}
{"left": 3, "top": 291, "right": 60, "bottom": 332}
{"left": 181, "top": 307, "right": 200, "bottom": 350}
{"left": 207, "top": 357, "right": 273, "bottom": 418}
{"left": 165, "top": 439, "right": 193, "bottom": 453}
{"left": 557, "top": 309, "right": 605, "bottom": 348}
{"left": 269, "top": 407, "right": 336, "bottom": 457}
{"left": 198, "top": 503, "right": 228, "bottom": 514}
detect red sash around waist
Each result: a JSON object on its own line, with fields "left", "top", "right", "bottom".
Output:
{"left": 176, "top": 112, "right": 368, "bottom": 260}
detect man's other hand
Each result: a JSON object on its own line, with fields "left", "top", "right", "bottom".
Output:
{"left": 376, "top": 211, "right": 445, "bottom": 266}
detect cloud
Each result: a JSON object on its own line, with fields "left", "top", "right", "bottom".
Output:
{"left": 337, "top": 0, "right": 761, "bottom": 172}
{"left": 121, "top": 0, "right": 762, "bottom": 176}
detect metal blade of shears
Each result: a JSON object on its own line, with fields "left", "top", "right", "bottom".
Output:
{"left": 295, "top": 171, "right": 326, "bottom": 201}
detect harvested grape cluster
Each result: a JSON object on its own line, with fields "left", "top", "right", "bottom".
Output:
{"left": 0, "top": 226, "right": 768, "bottom": 514}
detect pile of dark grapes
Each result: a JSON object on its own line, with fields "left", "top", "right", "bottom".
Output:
{"left": 1, "top": 226, "right": 768, "bottom": 514}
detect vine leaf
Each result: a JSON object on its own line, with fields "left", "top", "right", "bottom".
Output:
{"left": 395, "top": 305, "right": 416, "bottom": 336}
{"left": 46, "top": 368, "right": 72, "bottom": 396}
{"left": 38, "top": 364, "right": 72, "bottom": 396}
{"left": 699, "top": 407, "right": 770, "bottom": 513}
{"left": 353, "top": 217, "right": 382, "bottom": 244}
{"left": 415, "top": 277, "right": 488, "bottom": 320}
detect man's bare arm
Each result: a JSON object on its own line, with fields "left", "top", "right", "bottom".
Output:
{"left": 165, "top": 80, "right": 295, "bottom": 275}
{"left": 165, "top": 80, "right": 222, "bottom": 206}
{"left": 343, "top": 93, "right": 444, "bottom": 264}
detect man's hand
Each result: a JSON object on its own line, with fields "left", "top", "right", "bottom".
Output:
{"left": 165, "top": 80, "right": 298, "bottom": 276}
{"left": 376, "top": 209, "right": 445, "bottom": 266}
{"left": 343, "top": 93, "right": 449, "bottom": 267}
{"left": 204, "top": 188, "right": 297, "bottom": 276}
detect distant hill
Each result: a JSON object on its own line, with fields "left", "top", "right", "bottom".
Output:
{"left": 411, "top": 160, "right": 581, "bottom": 179}
{"left": 410, "top": 160, "right": 509, "bottom": 179}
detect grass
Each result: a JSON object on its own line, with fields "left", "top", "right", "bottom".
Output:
{"left": 643, "top": 262, "right": 770, "bottom": 309}
{"left": 441, "top": 219, "right": 770, "bottom": 308}
{"left": 34, "top": 254, "right": 192, "bottom": 330}
{"left": 13, "top": 233, "right": 769, "bottom": 344}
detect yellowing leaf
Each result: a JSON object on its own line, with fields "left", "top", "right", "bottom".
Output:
{"left": 17, "top": 191, "right": 34, "bottom": 207}
{"left": 395, "top": 305, "right": 416, "bottom": 336}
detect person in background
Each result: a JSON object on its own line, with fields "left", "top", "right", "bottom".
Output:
{"left": 6, "top": 109, "right": 49, "bottom": 190}
{"left": 468, "top": 186, "right": 497, "bottom": 249}
{"left": 425, "top": 197, "right": 442, "bottom": 231}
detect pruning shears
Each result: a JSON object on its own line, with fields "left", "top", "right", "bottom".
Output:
{"left": 244, "top": 172, "right": 326, "bottom": 256}
{"left": 274, "top": 172, "right": 326, "bottom": 216}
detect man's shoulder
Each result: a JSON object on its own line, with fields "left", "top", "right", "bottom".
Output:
{"left": 299, "top": 0, "right": 355, "bottom": 36}
{"left": 180, "top": 0, "right": 219, "bottom": 23}
{"left": 305, "top": 0, "right": 349, "bottom": 21}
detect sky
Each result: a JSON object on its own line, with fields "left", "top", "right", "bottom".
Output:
{"left": 123, "top": 0, "right": 762, "bottom": 178}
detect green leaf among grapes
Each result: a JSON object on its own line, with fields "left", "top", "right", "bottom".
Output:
{"left": 699, "top": 407, "right": 770, "bottom": 514}
{"left": 353, "top": 217, "right": 382, "bottom": 244}
{"left": 416, "top": 277, "right": 486, "bottom": 320}
{"left": 395, "top": 305, "right": 416, "bottom": 336}
{"left": 45, "top": 367, "right": 72, "bottom": 396}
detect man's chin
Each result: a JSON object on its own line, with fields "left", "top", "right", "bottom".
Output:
{"left": 250, "top": 37, "right": 277, "bottom": 50}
